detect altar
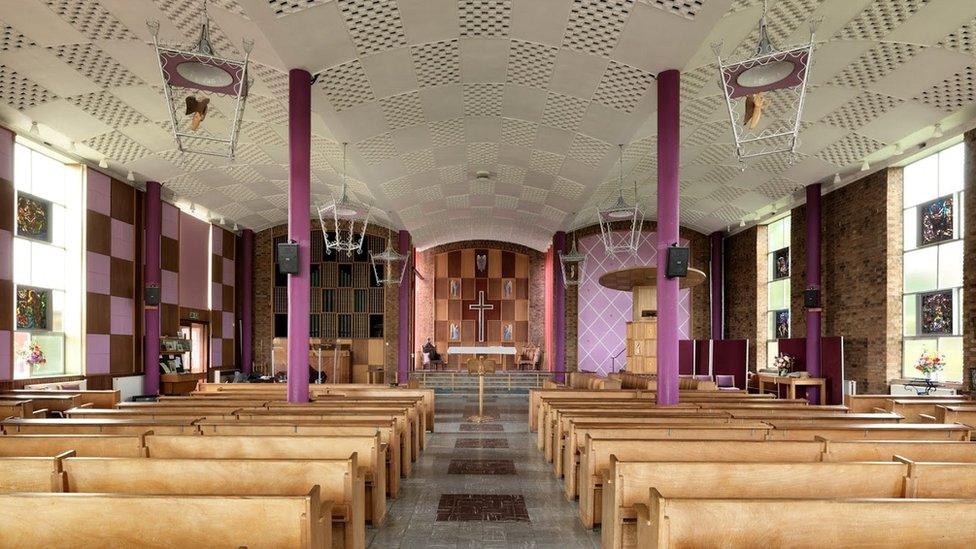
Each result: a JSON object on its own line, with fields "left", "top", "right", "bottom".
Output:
{"left": 446, "top": 346, "right": 517, "bottom": 370}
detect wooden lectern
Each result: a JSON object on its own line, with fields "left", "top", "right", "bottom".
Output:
{"left": 465, "top": 356, "right": 497, "bottom": 423}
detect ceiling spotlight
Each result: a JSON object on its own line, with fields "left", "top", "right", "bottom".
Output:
{"left": 833, "top": 173, "right": 841, "bottom": 185}
{"left": 739, "top": 218, "right": 746, "bottom": 228}
{"left": 933, "top": 123, "right": 944, "bottom": 138}
{"left": 98, "top": 157, "right": 109, "bottom": 169}
{"left": 860, "top": 159, "right": 870, "bottom": 172}
{"left": 893, "top": 143, "right": 903, "bottom": 155}
{"left": 232, "top": 222, "right": 239, "bottom": 231}
{"left": 68, "top": 141, "right": 76, "bottom": 152}
{"left": 126, "top": 170, "right": 135, "bottom": 182}
{"left": 28, "top": 122, "right": 39, "bottom": 136}
{"left": 189, "top": 204, "right": 196, "bottom": 213}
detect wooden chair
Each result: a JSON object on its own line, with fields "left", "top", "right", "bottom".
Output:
{"left": 516, "top": 346, "right": 541, "bottom": 371}
{"left": 421, "top": 350, "right": 445, "bottom": 371}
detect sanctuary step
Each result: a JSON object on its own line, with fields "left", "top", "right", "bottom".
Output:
{"left": 409, "top": 371, "right": 554, "bottom": 394}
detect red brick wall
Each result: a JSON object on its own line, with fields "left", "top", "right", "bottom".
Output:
{"left": 724, "top": 225, "right": 765, "bottom": 370}
{"left": 963, "top": 130, "right": 976, "bottom": 392}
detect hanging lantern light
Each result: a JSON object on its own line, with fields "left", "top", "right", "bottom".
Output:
{"left": 370, "top": 225, "right": 409, "bottom": 286}
{"left": 598, "top": 145, "right": 644, "bottom": 255}
{"left": 714, "top": 0, "right": 816, "bottom": 161}
{"left": 148, "top": 0, "right": 252, "bottom": 158}
{"left": 558, "top": 229, "right": 586, "bottom": 287}
{"left": 317, "top": 143, "right": 372, "bottom": 256}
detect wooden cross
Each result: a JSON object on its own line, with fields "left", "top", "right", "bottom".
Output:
{"left": 468, "top": 290, "right": 494, "bottom": 343}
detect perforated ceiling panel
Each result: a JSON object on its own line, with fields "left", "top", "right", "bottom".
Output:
{"left": 1, "top": 0, "right": 973, "bottom": 248}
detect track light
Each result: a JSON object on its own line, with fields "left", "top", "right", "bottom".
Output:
{"left": 860, "top": 159, "right": 869, "bottom": 172}
{"left": 126, "top": 170, "right": 135, "bottom": 182}
{"left": 28, "top": 122, "right": 39, "bottom": 136}
{"left": 98, "top": 157, "right": 109, "bottom": 169}
{"left": 739, "top": 218, "right": 746, "bottom": 228}
{"left": 893, "top": 143, "right": 903, "bottom": 155}
{"left": 933, "top": 123, "right": 944, "bottom": 138}
{"left": 69, "top": 141, "right": 76, "bottom": 152}
{"left": 833, "top": 173, "right": 841, "bottom": 185}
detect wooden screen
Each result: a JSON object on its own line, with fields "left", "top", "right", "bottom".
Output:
{"left": 433, "top": 248, "right": 529, "bottom": 368}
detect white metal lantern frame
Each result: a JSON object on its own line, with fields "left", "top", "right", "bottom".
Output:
{"left": 558, "top": 233, "right": 586, "bottom": 287}
{"left": 370, "top": 232, "right": 409, "bottom": 286}
{"left": 317, "top": 145, "right": 373, "bottom": 257}
{"left": 598, "top": 145, "right": 645, "bottom": 255}
{"left": 713, "top": 5, "right": 817, "bottom": 162}
{"left": 148, "top": 12, "right": 252, "bottom": 159}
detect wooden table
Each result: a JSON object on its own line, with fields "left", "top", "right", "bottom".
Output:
{"left": 756, "top": 373, "right": 826, "bottom": 404}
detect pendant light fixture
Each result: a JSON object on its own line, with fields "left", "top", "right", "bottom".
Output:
{"left": 148, "top": 0, "right": 252, "bottom": 158}
{"left": 558, "top": 226, "right": 586, "bottom": 287}
{"left": 370, "top": 222, "right": 409, "bottom": 286}
{"left": 714, "top": 0, "right": 816, "bottom": 161}
{"left": 317, "top": 143, "right": 372, "bottom": 256}
{"left": 598, "top": 145, "right": 644, "bottom": 255}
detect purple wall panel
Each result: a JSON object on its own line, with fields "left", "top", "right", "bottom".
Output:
{"left": 576, "top": 231, "right": 690, "bottom": 375}
{"left": 712, "top": 339, "right": 749, "bottom": 391}
{"left": 178, "top": 213, "right": 209, "bottom": 310}
{"left": 777, "top": 336, "right": 843, "bottom": 404}
{"left": 87, "top": 170, "right": 111, "bottom": 216}
{"left": 678, "top": 340, "right": 694, "bottom": 375}
{"left": 86, "top": 334, "right": 110, "bottom": 375}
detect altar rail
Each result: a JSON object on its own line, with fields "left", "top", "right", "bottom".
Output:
{"left": 408, "top": 371, "right": 555, "bottom": 393}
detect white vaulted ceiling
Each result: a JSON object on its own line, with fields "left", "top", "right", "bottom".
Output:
{"left": 0, "top": 1, "right": 975, "bottom": 250}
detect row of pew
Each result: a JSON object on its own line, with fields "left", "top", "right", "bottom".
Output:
{"left": 0, "top": 383, "right": 434, "bottom": 548}
{"left": 530, "top": 386, "right": 976, "bottom": 548}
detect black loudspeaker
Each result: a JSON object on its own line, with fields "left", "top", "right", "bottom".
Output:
{"left": 144, "top": 286, "right": 160, "bottom": 306}
{"left": 277, "top": 242, "right": 300, "bottom": 274}
{"left": 665, "top": 246, "right": 690, "bottom": 278}
{"left": 804, "top": 288, "right": 820, "bottom": 308}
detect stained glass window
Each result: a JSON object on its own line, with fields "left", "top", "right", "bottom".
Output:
{"left": 15, "top": 286, "right": 50, "bottom": 330}
{"left": 765, "top": 216, "right": 791, "bottom": 367}
{"left": 16, "top": 193, "right": 51, "bottom": 242}
{"left": 917, "top": 195, "right": 953, "bottom": 246}
{"left": 902, "top": 142, "right": 964, "bottom": 381}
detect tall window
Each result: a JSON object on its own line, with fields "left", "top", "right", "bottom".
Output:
{"left": 902, "top": 143, "right": 964, "bottom": 382}
{"left": 12, "top": 142, "right": 83, "bottom": 379}
{"left": 766, "top": 215, "right": 791, "bottom": 366}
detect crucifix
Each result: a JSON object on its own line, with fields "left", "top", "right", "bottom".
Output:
{"left": 468, "top": 290, "right": 494, "bottom": 343}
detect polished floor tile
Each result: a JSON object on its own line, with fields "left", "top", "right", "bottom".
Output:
{"left": 366, "top": 395, "right": 601, "bottom": 548}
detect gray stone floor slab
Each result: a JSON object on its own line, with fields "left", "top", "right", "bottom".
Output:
{"left": 366, "top": 395, "right": 601, "bottom": 548}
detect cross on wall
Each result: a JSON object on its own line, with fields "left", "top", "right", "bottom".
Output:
{"left": 468, "top": 290, "right": 494, "bottom": 343}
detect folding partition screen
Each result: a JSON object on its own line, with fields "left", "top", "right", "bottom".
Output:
{"left": 776, "top": 336, "right": 845, "bottom": 405}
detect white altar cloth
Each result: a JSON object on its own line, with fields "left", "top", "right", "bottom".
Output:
{"left": 447, "top": 346, "right": 517, "bottom": 355}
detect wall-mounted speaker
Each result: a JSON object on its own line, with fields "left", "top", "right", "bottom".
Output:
{"left": 277, "top": 242, "right": 300, "bottom": 275}
{"left": 804, "top": 288, "right": 820, "bottom": 308}
{"left": 665, "top": 246, "right": 690, "bottom": 278}
{"left": 144, "top": 286, "right": 160, "bottom": 306}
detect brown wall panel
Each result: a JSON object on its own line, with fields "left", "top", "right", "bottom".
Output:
{"left": 110, "top": 335, "right": 134, "bottom": 374}
{"left": 110, "top": 179, "right": 134, "bottom": 224}
{"left": 86, "top": 211, "right": 111, "bottom": 255}
{"left": 86, "top": 292, "right": 110, "bottom": 335}
{"left": 109, "top": 257, "right": 134, "bottom": 298}
{"left": 0, "top": 280, "right": 11, "bottom": 331}
{"left": 161, "top": 237, "right": 179, "bottom": 272}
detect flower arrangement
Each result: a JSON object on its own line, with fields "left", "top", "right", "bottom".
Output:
{"left": 915, "top": 350, "right": 945, "bottom": 378}
{"left": 17, "top": 340, "right": 47, "bottom": 369}
{"left": 772, "top": 353, "right": 795, "bottom": 376}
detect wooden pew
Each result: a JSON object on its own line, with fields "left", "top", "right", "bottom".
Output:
{"left": 635, "top": 491, "right": 976, "bottom": 549}
{"left": 0, "top": 454, "right": 71, "bottom": 492}
{"left": 196, "top": 419, "right": 404, "bottom": 496}
{"left": 0, "top": 399, "right": 34, "bottom": 419}
{"left": 0, "top": 394, "right": 82, "bottom": 413}
{"left": 1, "top": 418, "right": 199, "bottom": 435}
{"left": 0, "top": 488, "right": 332, "bottom": 548}
{"left": 4, "top": 389, "right": 120, "bottom": 409}
{"left": 845, "top": 393, "right": 969, "bottom": 413}
{"left": 60, "top": 456, "right": 364, "bottom": 549}
{"left": 885, "top": 398, "right": 974, "bottom": 422}
{"left": 932, "top": 404, "right": 976, "bottom": 427}
{"left": 144, "top": 434, "right": 387, "bottom": 526}
{"left": 0, "top": 434, "right": 148, "bottom": 458}
{"left": 763, "top": 421, "right": 971, "bottom": 441}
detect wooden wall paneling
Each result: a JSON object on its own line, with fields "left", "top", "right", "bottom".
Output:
{"left": 515, "top": 300, "right": 529, "bottom": 321}
{"left": 86, "top": 211, "right": 111, "bottom": 255}
{"left": 86, "top": 292, "right": 110, "bottom": 334}
{"left": 460, "top": 278, "right": 475, "bottom": 300}
{"left": 461, "top": 249, "right": 475, "bottom": 278}
{"left": 515, "top": 254, "right": 529, "bottom": 278}
{"left": 447, "top": 251, "right": 461, "bottom": 277}
{"left": 435, "top": 299, "right": 448, "bottom": 319}
{"left": 161, "top": 304, "right": 179, "bottom": 337}
{"left": 161, "top": 237, "right": 179, "bottom": 271}
{"left": 109, "top": 335, "right": 134, "bottom": 374}
{"left": 501, "top": 251, "right": 515, "bottom": 277}
{"left": 515, "top": 278, "right": 529, "bottom": 299}
{"left": 448, "top": 300, "right": 461, "bottom": 320}
{"left": 435, "top": 253, "right": 448, "bottom": 278}
{"left": 0, "top": 280, "right": 10, "bottom": 331}
{"left": 461, "top": 320, "right": 475, "bottom": 341}
{"left": 487, "top": 249, "right": 501, "bottom": 278}
{"left": 487, "top": 279, "right": 501, "bottom": 300}
{"left": 367, "top": 338, "right": 384, "bottom": 366}
{"left": 110, "top": 179, "right": 134, "bottom": 224}
{"left": 109, "top": 257, "right": 134, "bottom": 298}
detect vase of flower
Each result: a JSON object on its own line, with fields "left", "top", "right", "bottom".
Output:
{"left": 915, "top": 350, "right": 945, "bottom": 382}
{"left": 772, "top": 353, "right": 795, "bottom": 377}
{"left": 17, "top": 340, "right": 47, "bottom": 375}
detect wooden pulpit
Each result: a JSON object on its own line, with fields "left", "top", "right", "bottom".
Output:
{"left": 466, "top": 356, "right": 497, "bottom": 423}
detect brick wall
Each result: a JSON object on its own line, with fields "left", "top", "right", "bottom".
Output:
{"left": 724, "top": 225, "right": 765, "bottom": 370}
{"left": 964, "top": 130, "right": 976, "bottom": 392}
{"left": 787, "top": 170, "right": 903, "bottom": 393}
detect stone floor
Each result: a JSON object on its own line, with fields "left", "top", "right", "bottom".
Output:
{"left": 366, "top": 394, "right": 601, "bottom": 548}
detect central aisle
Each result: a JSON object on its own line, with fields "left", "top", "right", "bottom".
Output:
{"left": 367, "top": 394, "right": 601, "bottom": 548}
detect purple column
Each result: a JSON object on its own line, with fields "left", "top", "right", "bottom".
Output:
{"left": 143, "top": 181, "right": 161, "bottom": 395}
{"left": 240, "top": 228, "right": 254, "bottom": 375}
{"left": 553, "top": 231, "right": 566, "bottom": 383}
{"left": 656, "top": 69, "right": 680, "bottom": 406}
{"left": 287, "top": 69, "right": 311, "bottom": 403}
{"left": 397, "top": 230, "right": 412, "bottom": 384}
{"left": 709, "top": 231, "right": 724, "bottom": 340}
{"left": 805, "top": 183, "right": 822, "bottom": 403}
